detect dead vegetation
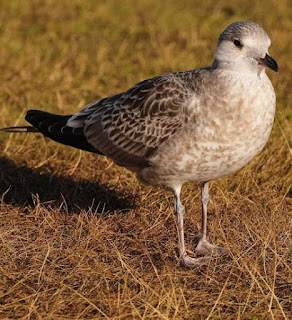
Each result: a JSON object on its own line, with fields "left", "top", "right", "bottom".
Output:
{"left": 0, "top": 0, "right": 291, "bottom": 319}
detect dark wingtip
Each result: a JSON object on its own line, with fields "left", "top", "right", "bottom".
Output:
{"left": 0, "top": 126, "right": 38, "bottom": 133}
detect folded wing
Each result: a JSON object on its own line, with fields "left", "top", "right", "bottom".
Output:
{"left": 67, "top": 71, "right": 197, "bottom": 167}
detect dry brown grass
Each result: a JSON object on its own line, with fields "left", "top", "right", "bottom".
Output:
{"left": 0, "top": 0, "right": 291, "bottom": 319}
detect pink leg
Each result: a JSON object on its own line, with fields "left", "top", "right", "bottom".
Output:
{"left": 173, "top": 186, "right": 210, "bottom": 267}
{"left": 195, "top": 182, "right": 229, "bottom": 256}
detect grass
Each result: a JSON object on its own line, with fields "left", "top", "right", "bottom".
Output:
{"left": 0, "top": 0, "right": 291, "bottom": 319}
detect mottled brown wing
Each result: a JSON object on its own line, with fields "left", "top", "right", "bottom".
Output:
{"left": 83, "top": 72, "right": 197, "bottom": 167}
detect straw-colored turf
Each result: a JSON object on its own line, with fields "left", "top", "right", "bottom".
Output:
{"left": 0, "top": 0, "right": 291, "bottom": 319}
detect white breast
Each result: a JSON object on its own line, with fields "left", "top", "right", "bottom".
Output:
{"left": 148, "top": 71, "right": 276, "bottom": 185}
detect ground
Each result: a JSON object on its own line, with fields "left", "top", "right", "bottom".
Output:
{"left": 0, "top": 0, "right": 291, "bottom": 319}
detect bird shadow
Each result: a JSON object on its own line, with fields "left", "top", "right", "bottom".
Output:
{"left": 0, "top": 156, "right": 135, "bottom": 214}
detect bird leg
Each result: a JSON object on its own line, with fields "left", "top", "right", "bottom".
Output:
{"left": 195, "top": 182, "right": 228, "bottom": 256}
{"left": 174, "top": 186, "right": 210, "bottom": 267}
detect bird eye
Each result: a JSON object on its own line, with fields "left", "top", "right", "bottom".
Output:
{"left": 233, "top": 39, "right": 243, "bottom": 48}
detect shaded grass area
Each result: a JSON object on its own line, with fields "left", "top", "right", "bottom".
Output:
{"left": 0, "top": 0, "right": 291, "bottom": 319}
{"left": 0, "top": 156, "right": 135, "bottom": 214}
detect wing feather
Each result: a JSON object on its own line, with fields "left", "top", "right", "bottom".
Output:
{"left": 67, "top": 70, "right": 204, "bottom": 167}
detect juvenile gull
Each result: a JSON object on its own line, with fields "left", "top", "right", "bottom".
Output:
{"left": 1, "top": 21, "right": 278, "bottom": 267}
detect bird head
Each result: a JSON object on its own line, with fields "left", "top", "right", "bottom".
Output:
{"left": 213, "top": 21, "right": 278, "bottom": 74}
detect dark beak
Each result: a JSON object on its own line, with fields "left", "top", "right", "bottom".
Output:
{"left": 260, "top": 54, "right": 278, "bottom": 72}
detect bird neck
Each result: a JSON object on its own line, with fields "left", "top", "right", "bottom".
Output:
{"left": 212, "top": 59, "right": 265, "bottom": 77}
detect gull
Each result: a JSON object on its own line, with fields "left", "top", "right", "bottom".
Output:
{"left": 1, "top": 21, "right": 278, "bottom": 267}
